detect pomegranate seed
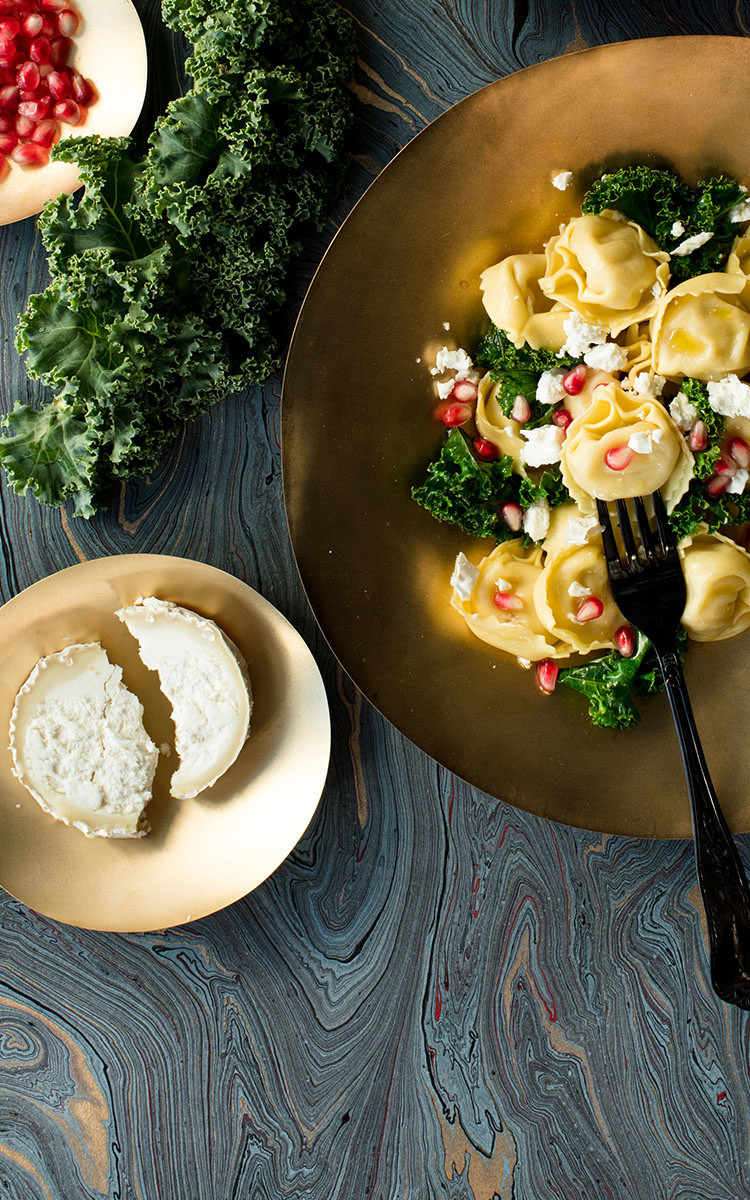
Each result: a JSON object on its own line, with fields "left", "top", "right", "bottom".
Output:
{"left": 53, "top": 96, "right": 78, "bottom": 123}
{"left": 451, "top": 379, "right": 478, "bottom": 403}
{"left": 440, "top": 401, "right": 472, "bottom": 427}
{"left": 0, "top": 113, "right": 11, "bottom": 130}
{"left": 536, "top": 659, "right": 558, "bottom": 694}
{"left": 21, "top": 13, "right": 43, "bottom": 36}
{"left": 688, "top": 420, "right": 707, "bottom": 452}
{"left": 0, "top": 83, "right": 17, "bottom": 109}
{"left": 0, "top": 130, "right": 15, "bottom": 152}
{"left": 715, "top": 455, "right": 736, "bottom": 476}
{"left": 29, "top": 37, "right": 51, "bottom": 65}
{"left": 18, "top": 95, "right": 52, "bottom": 118}
{"left": 500, "top": 501, "right": 522, "bottom": 532}
{"left": 493, "top": 589, "right": 523, "bottom": 611}
{"left": 39, "top": 0, "right": 67, "bottom": 11}
{"left": 0, "top": 16, "right": 18, "bottom": 38}
{"left": 70, "top": 71, "right": 91, "bottom": 105}
{"left": 0, "top": 66, "right": 13, "bottom": 85}
{"left": 728, "top": 436, "right": 750, "bottom": 469}
{"left": 11, "top": 140, "right": 47, "bottom": 164}
{"left": 14, "top": 112, "right": 33, "bottom": 136}
{"left": 574, "top": 595, "right": 604, "bottom": 623}
{"left": 31, "top": 116, "right": 57, "bottom": 147}
{"left": 510, "top": 394, "right": 531, "bottom": 423}
{"left": 17, "top": 59, "right": 39, "bottom": 89}
{"left": 604, "top": 444, "right": 635, "bottom": 471}
{"left": 48, "top": 36, "right": 70, "bottom": 67}
{"left": 706, "top": 474, "right": 731, "bottom": 497}
{"left": 0, "top": 36, "right": 15, "bottom": 59}
{"left": 552, "top": 408, "right": 573, "bottom": 432}
{"left": 563, "top": 364, "right": 588, "bottom": 395}
{"left": 473, "top": 437, "right": 498, "bottom": 462}
{"left": 56, "top": 9, "right": 79, "bottom": 36}
{"left": 45, "top": 66, "right": 69, "bottom": 98}
{"left": 615, "top": 624, "right": 637, "bottom": 657}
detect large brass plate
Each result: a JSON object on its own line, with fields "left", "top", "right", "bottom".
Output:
{"left": 283, "top": 36, "right": 750, "bottom": 839}
{"left": 0, "top": 0, "right": 148, "bottom": 226}
{"left": 0, "top": 555, "right": 331, "bottom": 930}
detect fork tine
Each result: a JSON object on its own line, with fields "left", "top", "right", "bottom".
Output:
{"left": 596, "top": 499, "right": 620, "bottom": 565}
{"left": 615, "top": 499, "right": 638, "bottom": 562}
{"left": 651, "top": 489, "right": 674, "bottom": 552}
{"left": 633, "top": 495, "right": 656, "bottom": 559}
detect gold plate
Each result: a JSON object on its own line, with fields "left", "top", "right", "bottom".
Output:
{"left": 283, "top": 35, "right": 750, "bottom": 840}
{"left": 0, "top": 0, "right": 148, "bottom": 226}
{"left": 0, "top": 555, "right": 331, "bottom": 930}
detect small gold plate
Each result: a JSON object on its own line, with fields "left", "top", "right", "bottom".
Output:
{"left": 0, "top": 555, "right": 331, "bottom": 930}
{"left": 283, "top": 36, "right": 750, "bottom": 839}
{"left": 0, "top": 0, "right": 148, "bottom": 226}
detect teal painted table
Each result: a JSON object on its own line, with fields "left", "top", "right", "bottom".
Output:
{"left": 1, "top": 3, "right": 750, "bottom": 1197}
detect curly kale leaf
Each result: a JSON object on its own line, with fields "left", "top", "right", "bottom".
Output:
{"left": 0, "top": 0, "right": 355, "bottom": 515}
{"left": 474, "top": 325, "right": 575, "bottom": 425}
{"left": 676, "top": 378, "right": 723, "bottom": 480}
{"left": 582, "top": 165, "right": 745, "bottom": 279}
{"left": 518, "top": 466, "right": 568, "bottom": 509}
{"left": 411, "top": 429, "right": 517, "bottom": 540}
{"left": 558, "top": 629, "right": 690, "bottom": 730}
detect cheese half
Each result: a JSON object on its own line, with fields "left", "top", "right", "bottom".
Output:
{"left": 116, "top": 597, "right": 252, "bottom": 799}
{"left": 9, "top": 643, "right": 158, "bottom": 838}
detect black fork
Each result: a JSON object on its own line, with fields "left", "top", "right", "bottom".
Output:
{"left": 597, "top": 491, "right": 750, "bottom": 1010}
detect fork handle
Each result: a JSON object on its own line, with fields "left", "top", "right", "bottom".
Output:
{"left": 656, "top": 648, "right": 750, "bottom": 1010}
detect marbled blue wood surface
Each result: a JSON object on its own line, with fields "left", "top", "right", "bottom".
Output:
{"left": 1, "top": 3, "right": 750, "bottom": 1198}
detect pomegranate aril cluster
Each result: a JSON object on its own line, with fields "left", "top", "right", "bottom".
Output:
{"left": 0, "top": 0, "right": 93, "bottom": 170}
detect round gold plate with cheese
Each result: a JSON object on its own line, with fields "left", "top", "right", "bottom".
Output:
{"left": 0, "top": 554, "right": 331, "bottom": 931}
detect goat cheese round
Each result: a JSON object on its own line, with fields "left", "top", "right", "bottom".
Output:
{"left": 117, "top": 598, "right": 252, "bottom": 799}
{"left": 9, "top": 643, "right": 158, "bottom": 838}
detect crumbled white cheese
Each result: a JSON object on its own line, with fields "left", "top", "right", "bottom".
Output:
{"left": 671, "top": 230, "right": 713, "bottom": 257}
{"left": 522, "top": 497, "right": 550, "bottom": 542}
{"left": 559, "top": 313, "right": 607, "bottom": 357}
{"left": 434, "top": 346, "right": 474, "bottom": 376}
{"left": 583, "top": 342, "right": 629, "bottom": 372}
{"left": 627, "top": 428, "right": 663, "bottom": 455}
{"left": 707, "top": 374, "right": 750, "bottom": 419}
{"left": 442, "top": 321, "right": 450, "bottom": 330}
{"left": 669, "top": 393, "right": 699, "bottom": 429}
{"left": 727, "top": 468, "right": 749, "bottom": 494}
{"left": 495, "top": 576, "right": 512, "bottom": 592}
{"left": 567, "top": 580, "right": 591, "bottom": 598}
{"left": 567, "top": 513, "right": 603, "bottom": 546}
{"left": 450, "top": 552, "right": 479, "bottom": 601}
{"left": 552, "top": 170, "right": 574, "bottom": 191}
{"left": 436, "top": 378, "right": 456, "bottom": 400}
{"left": 535, "top": 368, "right": 567, "bottom": 406}
{"left": 517, "top": 657, "right": 532, "bottom": 670}
{"left": 632, "top": 371, "right": 666, "bottom": 398}
{"left": 520, "top": 424, "right": 565, "bottom": 467}
{"left": 651, "top": 281, "right": 664, "bottom": 300}
{"left": 607, "top": 209, "right": 627, "bottom": 223}
{"left": 671, "top": 220, "right": 685, "bottom": 238}
{"left": 729, "top": 199, "right": 750, "bottom": 223}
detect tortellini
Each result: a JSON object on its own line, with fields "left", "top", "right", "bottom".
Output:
{"left": 560, "top": 381, "right": 693, "bottom": 511}
{"left": 679, "top": 531, "right": 750, "bottom": 641}
{"left": 651, "top": 272, "right": 750, "bottom": 381}
{"left": 533, "top": 543, "right": 620, "bottom": 654}
{"left": 450, "top": 541, "right": 564, "bottom": 661}
{"left": 539, "top": 213, "right": 670, "bottom": 336}
{"left": 480, "top": 253, "right": 568, "bottom": 352}
{"left": 474, "top": 373, "right": 528, "bottom": 474}
{"left": 725, "top": 232, "right": 750, "bottom": 307}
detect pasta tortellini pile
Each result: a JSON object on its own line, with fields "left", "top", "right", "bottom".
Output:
{"left": 445, "top": 168, "right": 750, "bottom": 683}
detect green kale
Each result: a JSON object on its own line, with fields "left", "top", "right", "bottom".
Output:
{"left": 677, "top": 378, "right": 724, "bottom": 479}
{"left": 582, "top": 165, "right": 745, "bottom": 280}
{"left": 668, "top": 485, "right": 750, "bottom": 543}
{"left": 474, "top": 325, "right": 575, "bottom": 425}
{"left": 411, "top": 429, "right": 516, "bottom": 540}
{"left": 558, "top": 628, "right": 690, "bottom": 729}
{"left": 518, "top": 466, "right": 568, "bottom": 509}
{"left": 0, "top": 0, "right": 355, "bottom": 514}
{"left": 558, "top": 635, "right": 650, "bottom": 730}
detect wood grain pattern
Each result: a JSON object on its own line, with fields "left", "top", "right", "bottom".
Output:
{"left": 1, "top": 2, "right": 750, "bottom": 1198}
